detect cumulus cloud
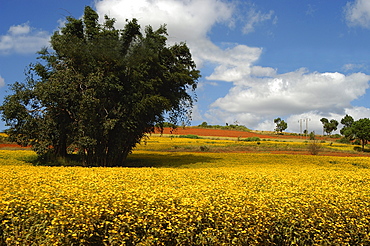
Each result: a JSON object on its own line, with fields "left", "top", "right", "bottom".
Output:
{"left": 207, "top": 66, "right": 370, "bottom": 132}
{"left": 0, "top": 23, "right": 50, "bottom": 55}
{"left": 0, "top": 75, "right": 5, "bottom": 87}
{"left": 93, "top": 0, "right": 370, "bottom": 132}
{"left": 95, "top": 0, "right": 233, "bottom": 41}
{"left": 95, "top": 0, "right": 240, "bottom": 68}
{"left": 345, "top": 0, "right": 370, "bottom": 28}
{"left": 211, "top": 69, "right": 370, "bottom": 115}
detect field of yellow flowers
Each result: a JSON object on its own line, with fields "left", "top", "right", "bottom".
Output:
{"left": 1, "top": 136, "right": 370, "bottom": 245}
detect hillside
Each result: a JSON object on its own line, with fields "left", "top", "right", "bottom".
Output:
{"left": 155, "top": 127, "right": 334, "bottom": 140}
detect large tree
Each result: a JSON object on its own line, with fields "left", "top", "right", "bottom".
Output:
{"left": 0, "top": 6, "right": 200, "bottom": 166}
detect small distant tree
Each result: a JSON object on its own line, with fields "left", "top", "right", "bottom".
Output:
{"left": 320, "top": 118, "right": 338, "bottom": 135}
{"left": 199, "top": 122, "right": 208, "bottom": 128}
{"left": 352, "top": 118, "right": 370, "bottom": 151}
{"left": 274, "top": 117, "right": 288, "bottom": 134}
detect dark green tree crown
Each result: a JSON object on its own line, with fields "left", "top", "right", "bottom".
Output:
{"left": 0, "top": 6, "right": 200, "bottom": 166}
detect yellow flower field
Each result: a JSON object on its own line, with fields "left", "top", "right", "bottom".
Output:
{"left": 1, "top": 137, "right": 370, "bottom": 245}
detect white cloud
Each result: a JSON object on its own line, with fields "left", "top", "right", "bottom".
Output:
{"left": 190, "top": 104, "right": 204, "bottom": 122}
{"left": 0, "top": 75, "right": 5, "bottom": 87}
{"left": 345, "top": 0, "right": 370, "bottom": 28}
{"left": 95, "top": 0, "right": 233, "bottom": 42}
{"left": 211, "top": 68, "right": 370, "bottom": 114}
{"left": 94, "top": 0, "right": 263, "bottom": 69}
{"left": 243, "top": 8, "right": 275, "bottom": 34}
{"left": 0, "top": 23, "right": 50, "bottom": 55}
{"left": 206, "top": 67, "right": 370, "bottom": 132}
{"left": 343, "top": 63, "right": 367, "bottom": 71}
{"left": 93, "top": 0, "right": 370, "bottom": 132}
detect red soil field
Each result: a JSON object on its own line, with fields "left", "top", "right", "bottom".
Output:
{"left": 0, "top": 144, "right": 29, "bottom": 149}
{"left": 155, "top": 127, "right": 328, "bottom": 140}
{"left": 155, "top": 127, "right": 270, "bottom": 138}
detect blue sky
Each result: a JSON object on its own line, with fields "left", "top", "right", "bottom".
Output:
{"left": 1, "top": 0, "right": 370, "bottom": 134}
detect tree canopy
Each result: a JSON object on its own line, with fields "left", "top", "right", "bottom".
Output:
{"left": 274, "top": 117, "right": 288, "bottom": 133}
{"left": 0, "top": 6, "right": 200, "bottom": 166}
{"left": 350, "top": 118, "right": 370, "bottom": 151}
{"left": 320, "top": 118, "right": 338, "bottom": 135}
{"left": 340, "top": 114, "right": 355, "bottom": 141}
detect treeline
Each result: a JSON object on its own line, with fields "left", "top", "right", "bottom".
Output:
{"left": 198, "top": 122, "right": 251, "bottom": 132}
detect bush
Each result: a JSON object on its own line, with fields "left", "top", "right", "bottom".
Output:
{"left": 179, "top": 134, "right": 200, "bottom": 139}
{"left": 354, "top": 146, "right": 362, "bottom": 152}
{"left": 308, "top": 140, "right": 322, "bottom": 155}
{"left": 199, "top": 146, "right": 209, "bottom": 151}
{"left": 197, "top": 124, "right": 251, "bottom": 132}
{"left": 240, "top": 137, "right": 261, "bottom": 142}
{"left": 353, "top": 139, "right": 361, "bottom": 145}
{"left": 336, "top": 137, "right": 351, "bottom": 144}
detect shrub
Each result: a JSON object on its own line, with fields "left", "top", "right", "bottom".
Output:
{"left": 353, "top": 139, "right": 361, "bottom": 146}
{"left": 199, "top": 146, "right": 209, "bottom": 151}
{"left": 241, "top": 137, "right": 261, "bottom": 142}
{"left": 179, "top": 134, "right": 200, "bottom": 139}
{"left": 308, "top": 140, "right": 322, "bottom": 155}
{"left": 336, "top": 137, "right": 351, "bottom": 144}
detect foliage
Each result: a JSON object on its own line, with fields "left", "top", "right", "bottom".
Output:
{"left": 197, "top": 122, "right": 251, "bottom": 132}
{"left": 178, "top": 134, "right": 201, "bottom": 139}
{"left": 352, "top": 118, "right": 370, "bottom": 151}
{"left": 340, "top": 114, "right": 355, "bottom": 140}
{"left": 1, "top": 149, "right": 370, "bottom": 245}
{"left": 274, "top": 117, "right": 288, "bottom": 133}
{"left": 309, "top": 131, "right": 315, "bottom": 140}
{"left": 240, "top": 137, "right": 261, "bottom": 142}
{"left": 0, "top": 6, "right": 200, "bottom": 167}
{"left": 320, "top": 118, "right": 339, "bottom": 135}
{"left": 307, "top": 140, "right": 322, "bottom": 155}
{"left": 336, "top": 137, "right": 351, "bottom": 144}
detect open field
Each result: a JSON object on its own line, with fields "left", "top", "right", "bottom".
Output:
{"left": 1, "top": 131, "right": 370, "bottom": 245}
{"left": 155, "top": 127, "right": 338, "bottom": 141}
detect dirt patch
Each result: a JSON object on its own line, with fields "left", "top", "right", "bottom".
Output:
{"left": 0, "top": 144, "right": 30, "bottom": 150}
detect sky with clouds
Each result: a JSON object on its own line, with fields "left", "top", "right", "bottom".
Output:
{"left": 1, "top": 0, "right": 370, "bottom": 134}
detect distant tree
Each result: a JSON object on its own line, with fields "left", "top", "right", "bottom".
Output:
{"left": 320, "top": 118, "right": 338, "bottom": 135}
{"left": 352, "top": 118, "right": 370, "bottom": 151}
{"left": 274, "top": 117, "right": 288, "bottom": 133}
{"left": 199, "top": 122, "right": 208, "bottom": 128}
{"left": 340, "top": 114, "right": 355, "bottom": 140}
{"left": 0, "top": 6, "right": 200, "bottom": 166}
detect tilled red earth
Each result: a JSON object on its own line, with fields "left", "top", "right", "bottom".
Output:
{"left": 155, "top": 127, "right": 330, "bottom": 140}
{"left": 0, "top": 144, "right": 29, "bottom": 149}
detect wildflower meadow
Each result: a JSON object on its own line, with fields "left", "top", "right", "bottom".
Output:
{"left": 1, "top": 135, "right": 370, "bottom": 245}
